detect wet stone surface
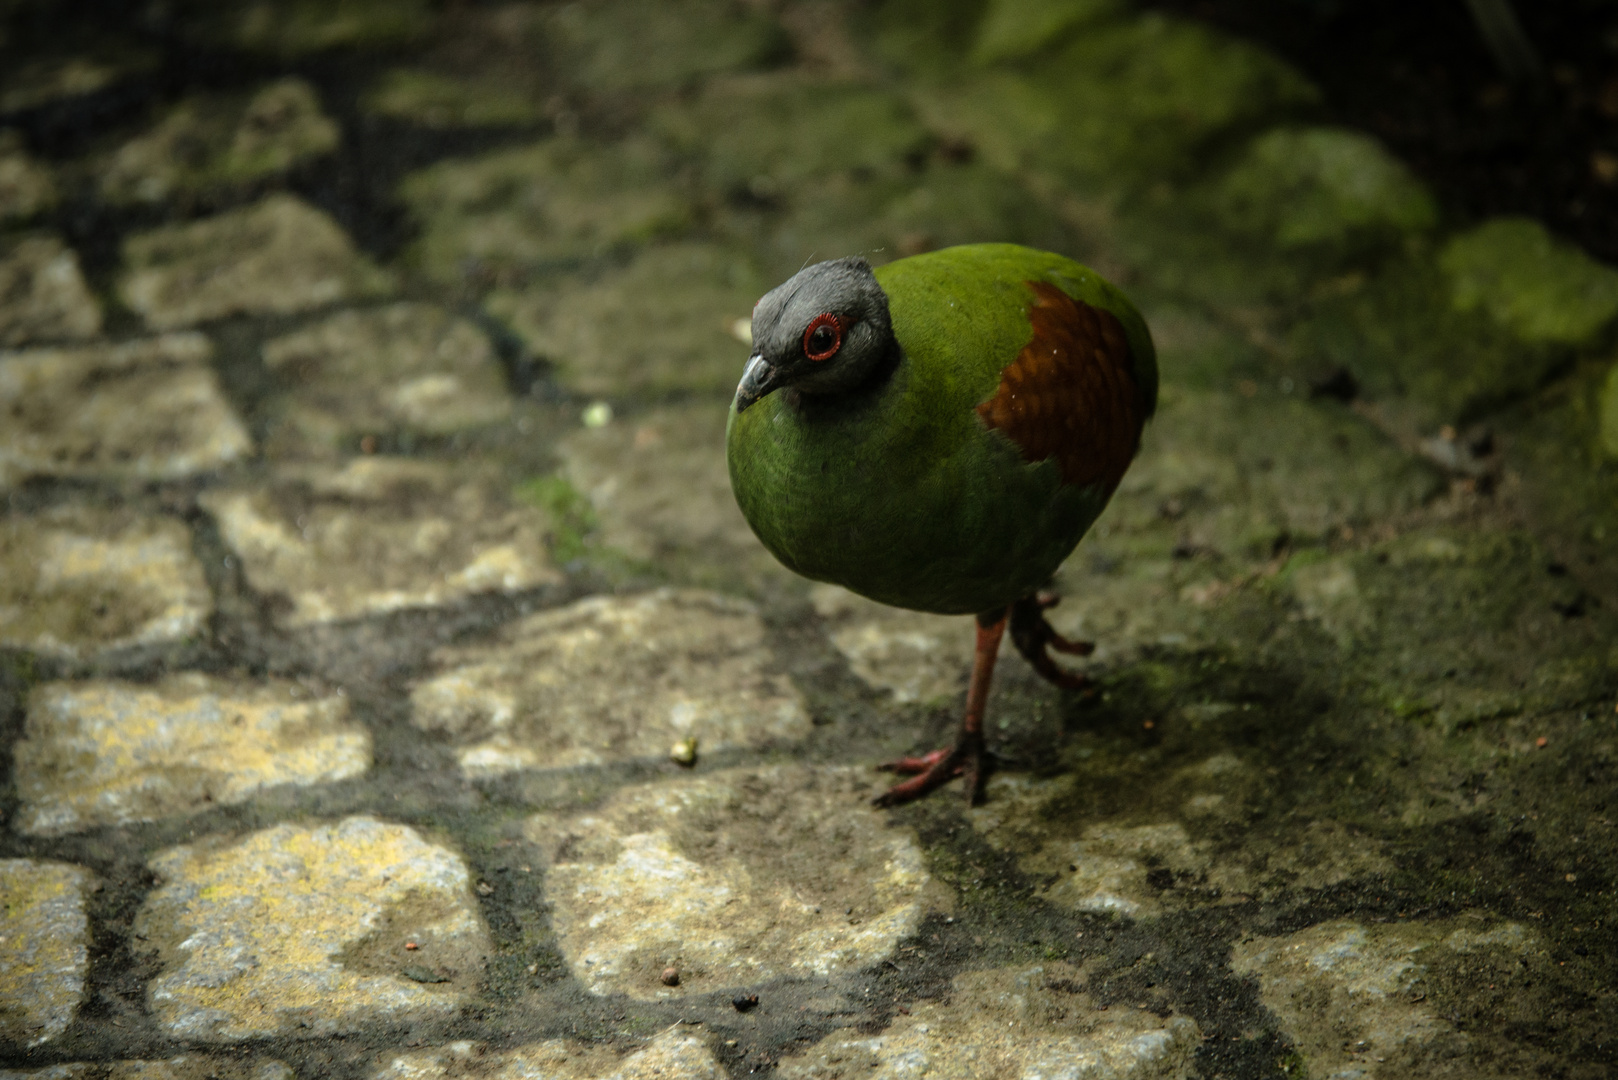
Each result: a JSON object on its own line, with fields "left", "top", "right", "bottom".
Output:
{"left": 0, "top": 860, "right": 90, "bottom": 1048}
{"left": 1, "top": 1, "right": 1616, "bottom": 1077}
{"left": 412, "top": 588, "right": 807, "bottom": 777}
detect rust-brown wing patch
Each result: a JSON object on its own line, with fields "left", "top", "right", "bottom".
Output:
{"left": 975, "top": 281, "right": 1145, "bottom": 491}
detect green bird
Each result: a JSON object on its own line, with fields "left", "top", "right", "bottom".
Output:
{"left": 727, "top": 243, "right": 1157, "bottom": 806}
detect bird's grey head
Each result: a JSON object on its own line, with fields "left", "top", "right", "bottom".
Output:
{"left": 733, "top": 257, "right": 896, "bottom": 413}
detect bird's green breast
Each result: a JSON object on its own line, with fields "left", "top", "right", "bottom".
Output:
{"left": 726, "top": 244, "right": 1152, "bottom": 615}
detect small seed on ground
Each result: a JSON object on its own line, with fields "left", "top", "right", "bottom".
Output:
{"left": 660, "top": 966, "right": 680, "bottom": 986}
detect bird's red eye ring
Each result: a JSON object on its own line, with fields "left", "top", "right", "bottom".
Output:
{"left": 802, "top": 313, "right": 844, "bottom": 362}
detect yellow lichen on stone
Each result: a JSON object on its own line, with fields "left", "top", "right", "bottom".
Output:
{"left": 14, "top": 674, "right": 371, "bottom": 835}
{"left": 0, "top": 506, "right": 211, "bottom": 659}
{"left": 137, "top": 816, "right": 489, "bottom": 1041}
{"left": 0, "top": 858, "right": 92, "bottom": 1047}
{"left": 526, "top": 765, "right": 948, "bottom": 1000}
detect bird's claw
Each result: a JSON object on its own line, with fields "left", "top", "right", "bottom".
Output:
{"left": 873, "top": 731, "right": 987, "bottom": 807}
{"left": 1010, "top": 594, "right": 1093, "bottom": 690}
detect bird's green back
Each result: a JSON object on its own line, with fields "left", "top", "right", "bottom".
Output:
{"left": 727, "top": 243, "right": 1156, "bottom": 614}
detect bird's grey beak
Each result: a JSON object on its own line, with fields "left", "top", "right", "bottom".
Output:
{"left": 733, "top": 353, "right": 780, "bottom": 413}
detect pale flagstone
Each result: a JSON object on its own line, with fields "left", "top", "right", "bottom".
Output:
{"left": 136, "top": 815, "right": 489, "bottom": 1042}
{"left": 1232, "top": 919, "right": 1540, "bottom": 1079}
{"left": 0, "top": 1058, "right": 293, "bottom": 1080}
{"left": 101, "top": 78, "right": 339, "bottom": 206}
{"left": 373, "top": 1026, "right": 722, "bottom": 1080}
{"left": 0, "top": 506, "right": 210, "bottom": 660}
{"left": 14, "top": 673, "right": 370, "bottom": 836}
{"left": 398, "top": 136, "right": 688, "bottom": 285}
{"left": 968, "top": 769, "right": 1390, "bottom": 917}
{"left": 0, "top": 859, "right": 92, "bottom": 1047}
{"left": 0, "top": 333, "right": 251, "bottom": 490}
{"left": 412, "top": 588, "right": 808, "bottom": 777}
{"left": 485, "top": 241, "right": 761, "bottom": 397}
{"left": 0, "top": 130, "right": 58, "bottom": 223}
{"left": 201, "top": 456, "right": 560, "bottom": 628}
{"left": 118, "top": 194, "right": 393, "bottom": 329}
{"left": 261, "top": 302, "right": 512, "bottom": 456}
{"left": 555, "top": 403, "right": 783, "bottom": 585}
{"left": 526, "top": 765, "right": 950, "bottom": 1000}
{"left": 776, "top": 963, "right": 1200, "bottom": 1080}
{"left": 810, "top": 584, "right": 971, "bottom": 705}
{"left": 0, "top": 235, "right": 102, "bottom": 347}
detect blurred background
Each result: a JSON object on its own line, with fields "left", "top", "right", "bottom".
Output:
{"left": 1, "top": 2, "right": 1616, "bottom": 1078}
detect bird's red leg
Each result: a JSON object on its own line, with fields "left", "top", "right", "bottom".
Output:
{"left": 1009, "top": 593, "right": 1093, "bottom": 690}
{"left": 874, "top": 608, "right": 1008, "bottom": 808}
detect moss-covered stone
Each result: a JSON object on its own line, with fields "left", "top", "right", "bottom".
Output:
{"left": 970, "top": 0, "right": 1124, "bottom": 65}
{"left": 544, "top": 0, "right": 788, "bottom": 94}
{"left": 1276, "top": 528, "right": 1617, "bottom": 737}
{"left": 0, "top": 50, "right": 154, "bottom": 113}
{"left": 399, "top": 137, "right": 689, "bottom": 286}
{"left": 0, "top": 129, "right": 56, "bottom": 224}
{"left": 1600, "top": 361, "right": 1618, "bottom": 459}
{"left": 0, "top": 233, "right": 101, "bottom": 347}
{"left": 360, "top": 69, "right": 545, "bottom": 129}
{"left": 1440, "top": 217, "right": 1618, "bottom": 348}
{"left": 119, "top": 194, "right": 393, "bottom": 328}
{"left": 1289, "top": 254, "right": 1560, "bottom": 424}
{"left": 733, "top": 159, "right": 1078, "bottom": 281}
{"left": 190, "top": 0, "right": 435, "bottom": 57}
{"left": 100, "top": 78, "right": 339, "bottom": 206}
{"left": 912, "top": 13, "right": 1318, "bottom": 187}
{"left": 1215, "top": 126, "right": 1437, "bottom": 253}
{"left": 486, "top": 242, "right": 760, "bottom": 398}
{"left": 653, "top": 76, "right": 931, "bottom": 195}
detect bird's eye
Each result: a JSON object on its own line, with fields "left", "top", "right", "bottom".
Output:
{"left": 802, "top": 313, "right": 843, "bottom": 362}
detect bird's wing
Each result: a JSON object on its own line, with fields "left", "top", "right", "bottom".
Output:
{"left": 974, "top": 280, "right": 1148, "bottom": 493}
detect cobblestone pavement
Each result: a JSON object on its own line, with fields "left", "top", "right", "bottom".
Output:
{"left": 2, "top": 1, "right": 1617, "bottom": 1078}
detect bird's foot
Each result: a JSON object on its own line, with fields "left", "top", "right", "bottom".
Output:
{"left": 873, "top": 728, "right": 987, "bottom": 808}
{"left": 1010, "top": 593, "right": 1093, "bottom": 690}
